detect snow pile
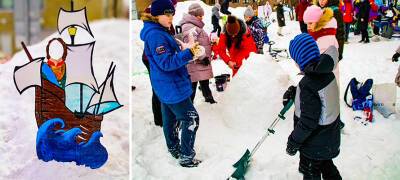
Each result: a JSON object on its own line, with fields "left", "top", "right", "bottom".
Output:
{"left": 133, "top": 0, "right": 400, "bottom": 179}
{"left": 0, "top": 19, "right": 129, "bottom": 179}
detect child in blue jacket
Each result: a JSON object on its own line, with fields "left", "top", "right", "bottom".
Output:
{"left": 140, "top": 0, "right": 204, "bottom": 167}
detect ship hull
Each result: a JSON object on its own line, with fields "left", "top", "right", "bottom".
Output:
{"left": 35, "top": 79, "right": 103, "bottom": 143}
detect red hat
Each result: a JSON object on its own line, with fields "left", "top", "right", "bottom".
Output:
{"left": 226, "top": 16, "right": 240, "bottom": 36}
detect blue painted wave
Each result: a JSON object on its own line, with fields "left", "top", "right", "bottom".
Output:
{"left": 36, "top": 118, "right": 108, "bottom": 169}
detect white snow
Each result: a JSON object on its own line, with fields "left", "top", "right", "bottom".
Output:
{"left": 0, "top": 19, "right": 129, "bottom": 179}
{"left": 132, "top": 0, "right": 400, "bottom": 179}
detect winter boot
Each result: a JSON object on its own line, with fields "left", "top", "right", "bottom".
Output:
{"left": 180, "top": 158, "right": 202, "bottom": 168}
{"left": 205, "top": 96, "right": 217, "bottom": 104}
{"left": 169, "top": 148, "right": 180, "bottom": 159}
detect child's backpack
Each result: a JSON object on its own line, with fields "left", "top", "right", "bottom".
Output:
{"left": 344, "top": 78, "right": 374, "bottom": 110}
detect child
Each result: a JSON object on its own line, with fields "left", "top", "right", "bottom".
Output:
{"left": 303, "top": 5, "right": 339, "bottom": 53}
{"left": 284, "top": 33, "right": 342, "bottom": 180}
{"left": 218, "top": 15, "right": 257, "bottom": 76}
{"left": 212, "top": 3, "right": 222, "bottom": 37}
{"left": 244, "top": 6, "right": 265, "bottom": 54}
{"left": 210, "top": 32, "right": 219, "bottom": 60}
{"left": 140, "top": 0, "right": 205, "bottom": 167}
{"left": 180, "top": 3, "right": 216, "bottom": 104}
{"left": 276, "top": 0, "right": 286, "bottom": 36}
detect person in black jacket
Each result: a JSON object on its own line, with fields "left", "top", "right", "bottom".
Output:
{"left": 220, "top": 0, "right": 231, "bottom": 15}
{"left": 276, "top": 0, "right": 286, "bottom": 36}
{"left": 356, "top": 0, "right": 371, "bottom": 43}
{"left": 284, "top": 33, "right": 342, "bottom": 180}
{"left": 212, "top": 4, "right": 222, "bottom": 36}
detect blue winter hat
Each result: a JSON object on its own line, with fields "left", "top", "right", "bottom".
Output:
{"left": 289, "top": 33, "right": 320, "bottom": 71}
{"left": 151, "top": 0, "right": 175, "bottom": 16}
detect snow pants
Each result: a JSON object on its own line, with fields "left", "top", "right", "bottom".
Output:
{"left": 161, "top": 98, "right": 199, "bottom": 162}
{"left": 299, "top": 154, "right": 342, "bottom": 180}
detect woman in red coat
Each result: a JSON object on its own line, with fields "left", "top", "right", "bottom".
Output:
{"left": 342, "top": 0, "right": 354, "bottom": 43}
{"left": 218, "top": 15, "right": 257, "bottom": 76}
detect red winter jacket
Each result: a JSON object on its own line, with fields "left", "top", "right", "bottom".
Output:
{"left": 295, "top": 0, "right": 309, "bottom": 22}
{"left": 342, "top": 0, "right": 354, "bottom": 23}
{"left": 218, "top": 28, "right": 257, "bottom": 76}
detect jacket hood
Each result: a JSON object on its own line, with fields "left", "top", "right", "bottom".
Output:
{"left": 179, "top": 13, "right": 205, "bottom": 29}
{"left": 140, "top": 21, "right": 167, "bottom": 42}
{"left": 304, "top": 46, "right": 339, "bottom": 74}
{"left": 246, "top": 16, "right": 260, "bottom": 26}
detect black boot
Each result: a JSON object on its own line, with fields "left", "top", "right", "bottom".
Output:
{"left": 180, "top": 158, "right": 202, "bottom": 168}
{"left": 205, "top": 96, "right": 217, "bottom": 104}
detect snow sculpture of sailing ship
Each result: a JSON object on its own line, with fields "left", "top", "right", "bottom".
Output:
{"left": 13, "top": 2, "right": 121, "bottom": 168}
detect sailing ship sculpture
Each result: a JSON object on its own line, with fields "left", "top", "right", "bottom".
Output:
{"left": 13, "top": 2, "right": 121, "bottom": 169}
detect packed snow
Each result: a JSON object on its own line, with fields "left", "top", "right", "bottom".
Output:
{"left": 132, "top": 0, "right": 400, "bottom": 179}
{"left": 0, "top": 19, "right": 129, "bottom": 179}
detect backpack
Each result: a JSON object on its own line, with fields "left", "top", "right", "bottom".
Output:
{"left": 344, "top": 78, "right": 374, "bottom": 110}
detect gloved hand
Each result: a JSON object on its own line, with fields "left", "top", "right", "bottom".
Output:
{"left": 392, "top": 52, "right": 400, "bottom": 62}
{"left": 286, "top": 136, "right": 300, "bottom": 156}
{"left": 228, "top": 61, "right": 237, "bottom": 69}
{"left": 283, "top": 85, "right": 296, "bottom": 106}
{"left": 199, "top": 57, "right": 211, "bottom": 66}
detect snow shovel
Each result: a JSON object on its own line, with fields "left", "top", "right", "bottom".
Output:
{"left": 228, "top": 99, "right": 294, "bottom": 180}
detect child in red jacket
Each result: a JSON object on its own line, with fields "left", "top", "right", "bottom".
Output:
{"left": 218, "top": 16, "right": 257, "bottom": 76}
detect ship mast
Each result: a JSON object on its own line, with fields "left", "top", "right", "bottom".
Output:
{"left": 67, "top": 0, "right": 84, "bottom": 115}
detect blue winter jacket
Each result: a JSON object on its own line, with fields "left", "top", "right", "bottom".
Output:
{"left": 140, "top": 21, "right": 194, "bottom": 104}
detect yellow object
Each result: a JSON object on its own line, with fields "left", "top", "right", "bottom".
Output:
{"left": 68, "top": 26, "right": 77, "bottom": 36}
{"left": 43, "top": 0, "right": 104, "bottom": 29}
{"left": 0, "top": 11, "right": 16, "bottom": 54}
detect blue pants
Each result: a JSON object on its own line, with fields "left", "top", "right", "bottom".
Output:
{"left": 161, "top": 98, "right": 199, "bottom": 162}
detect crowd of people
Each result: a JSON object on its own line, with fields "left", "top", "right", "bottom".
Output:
{"left": 139, "top": 0, "right": 398, "bottom": 179}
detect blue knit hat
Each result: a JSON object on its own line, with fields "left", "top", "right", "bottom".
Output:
{"left": 289, "top": 33, "right": 320, "bottom": 71}
{"left": 151, "top": 0, "right": 175, "bottom": 16}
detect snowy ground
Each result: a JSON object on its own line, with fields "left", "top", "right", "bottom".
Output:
{"left": 0, "top": 19, "right": 129, "bottom": 179}
{"left": 132, "top": 1, "right": 400, "bottom": 179}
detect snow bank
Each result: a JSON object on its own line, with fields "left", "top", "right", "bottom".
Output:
{"left": 0, "top": 19, "right": 129, "bottom": 179}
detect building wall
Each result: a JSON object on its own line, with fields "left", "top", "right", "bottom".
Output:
{"left": 0, "top": 11, "right": 15, "bottom": 54}
{"left": 42, "top": 0, "right": 105, "bottom": 29}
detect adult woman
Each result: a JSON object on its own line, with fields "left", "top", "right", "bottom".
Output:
{"left": 180, "top": 3, "right": 216, "bottom": 104}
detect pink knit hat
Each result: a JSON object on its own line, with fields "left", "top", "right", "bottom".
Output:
{"left": 303, "top": 5, "right": 323, "bottom": 23}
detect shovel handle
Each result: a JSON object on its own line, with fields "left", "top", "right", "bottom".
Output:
{"left": 279, "top": 99, "right": 294, "bottom": 118}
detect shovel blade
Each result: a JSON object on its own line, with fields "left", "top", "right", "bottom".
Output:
{"left": 231, "top": 149, "right": 251, "bottom": 179}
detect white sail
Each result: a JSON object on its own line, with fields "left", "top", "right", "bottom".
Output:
{"left": 87, "top": 64, "right": 121, "bottom": 114}
{"left": 57, "top": 8, "right": 93, "bottom": 37}
{"left": 65, "top": 42, "right": 99, "bottom": 91}
{"left": 14, "top": 58, "right": 43, "bottom": 94}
